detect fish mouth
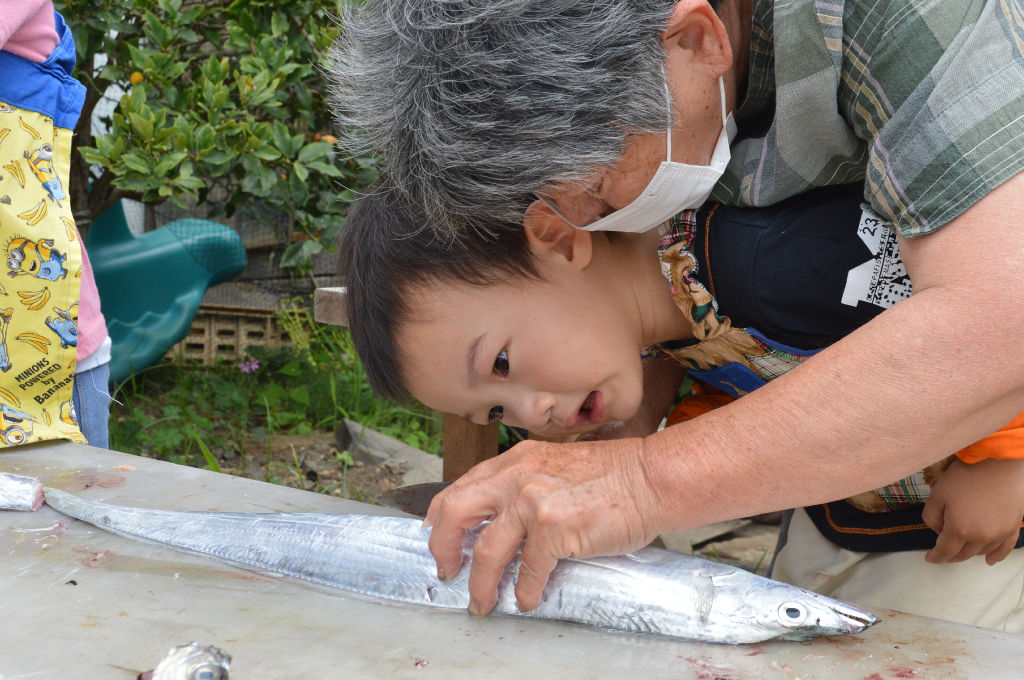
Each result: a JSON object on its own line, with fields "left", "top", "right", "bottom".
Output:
{"left": 829, "top": 602, "right": 880, "bottom": 635}
{"left": 778, "top": 600, "right": 879, "bottom": 641}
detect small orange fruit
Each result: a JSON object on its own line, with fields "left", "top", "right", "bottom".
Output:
{"left": 320, "top": 134, "right": 337, "bottom": 145}
{"left": 129, "top": 71, "right": 144, "bottom": 85}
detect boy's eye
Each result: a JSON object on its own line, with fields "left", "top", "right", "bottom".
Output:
{"left": 493, "top": 349, "right": 509, "bottom": 377}
{"left": 487, "top": 406, "right": 504, "bottom": 424}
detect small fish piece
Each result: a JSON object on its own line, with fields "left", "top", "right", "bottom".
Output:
{"left": 41, "top": 487, "right": 878, "bottom": 644}
{"left": 0, "top": 471, "right": 44, "bottom": 511}
{"left": 138, "top": 641, "right": 231, "bottom": 680}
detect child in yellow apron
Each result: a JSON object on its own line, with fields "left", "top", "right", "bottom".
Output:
{"left": 0, "top": 10, "right": 87, "bottom": 445}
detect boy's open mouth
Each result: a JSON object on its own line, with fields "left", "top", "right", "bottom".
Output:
{"left": 566, "top": 391, "right": 604, "bottom": 429}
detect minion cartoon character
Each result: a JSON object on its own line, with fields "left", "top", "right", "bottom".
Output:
{"left": 0, "top": 403, "right": 33, "bottom": 445}
{"left": 24, "top": 144, "right": 65, "bottom": 206}
{"left": 7, "top": 237, "right": 67, "bottom": 281}
{"left": 46, "top": 302, "right": 78, "bottom": 348}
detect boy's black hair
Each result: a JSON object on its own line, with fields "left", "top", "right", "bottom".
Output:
{"left": 337, "top": 180, "right": 541, "bottom": 402}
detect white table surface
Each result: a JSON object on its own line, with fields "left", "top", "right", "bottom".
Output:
{"left": 1, "top": 442, "right": 1021, "bottom": 679}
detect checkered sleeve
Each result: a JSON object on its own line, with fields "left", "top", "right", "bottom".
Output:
{"left": 847, "top": 0, "right": 1024, "bottom": 237}
{"left": 717, "top": 0, "right": 1024, "bottom": 238}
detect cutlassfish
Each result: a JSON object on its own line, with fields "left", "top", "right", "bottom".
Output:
{"left": 19, "top": 482, "right": 879, "bottom": 644}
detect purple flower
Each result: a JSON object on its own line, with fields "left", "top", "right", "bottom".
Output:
{"left": 240, "top": 359, "right": 260, "bottom": 374}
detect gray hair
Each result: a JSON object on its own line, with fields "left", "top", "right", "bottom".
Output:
{"left": 328, "top": 0, "right": 681, "bottom": 239}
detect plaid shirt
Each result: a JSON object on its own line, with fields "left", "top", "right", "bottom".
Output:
{"left": 714, "top": 0, "right": 1024, "bottom": 237}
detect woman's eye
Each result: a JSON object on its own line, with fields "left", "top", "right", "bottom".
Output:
{"left": 492, "top": 349, "right": 509, "bottom": 377}
{"left": 487, "top": 406, "right": 504, "bottom": 424}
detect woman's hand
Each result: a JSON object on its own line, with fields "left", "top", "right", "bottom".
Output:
{"left": 424, "top": 436, "right": 661, "bottom": 615}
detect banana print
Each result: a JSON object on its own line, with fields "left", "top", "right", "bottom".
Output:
{"left": 17, "top": 286, "right": 51, "bottom": 310}
{"left": 17, "top": 200, "right": 47, "bottom": 226}
{"left": 16, "top": 331, "right": 51, "bottom": 354}
{"left": 3, "top": 161, "right": 25, "bottom": 188}
{"left": 60, "top": 216, "right": 77, "bottom": 242}
{"left": 18, "top": 117, "right": 41, "bottom": 140}
{"left": 0, "top": 100, "right": 83, "bottom": 446}
{"left": 0, "top": 385, "right": 21, "bottom": 407}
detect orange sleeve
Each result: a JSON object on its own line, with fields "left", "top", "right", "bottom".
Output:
{"left": 954, "top": 411, "right": 1024, "bottom": 463}
{"left": 664, "top": 382, "right": 735, "bottom": 427}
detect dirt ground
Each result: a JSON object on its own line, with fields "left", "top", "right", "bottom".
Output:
{"left": 215, "top": 431, "right": 407, "bottom": 505}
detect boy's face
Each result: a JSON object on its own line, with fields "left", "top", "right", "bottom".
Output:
{"left": 397, "top": 270, "right": 646, "bottom": 438}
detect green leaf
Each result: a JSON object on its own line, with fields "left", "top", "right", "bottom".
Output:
{"left": 120, "top": 152, "right": 151, "bottom": 174}
{"left": 192, "top": 429, "right": 222, "bottom": 473}
{"left": 270, "top": 12, "right": 289, "bottom": 38}
{"left": 289, "top": 385, "right": 311, "bottom": 406}
{"left": 77, "top": 146, "right": 107, "bottom": 166}
{"left": 252, "top": 145, "right": 282, "bottom": 161}
{"left": 304, "top": 160, "right": 343, "bottom": 177}
{"left": 195, "top": 124, "right": 216, "bottom": 151}
{"left": 277, "top": 361, "right": 304, "bottom": 377}
{"left": 280, "top": 239, "right": 324, "bottom": 268}
{"left": 153, "top": 152, "right": 187, "bottom": 178}
{"left": 130, "top": 113, "right": 154, "bottom": 140}
{"left": 296, "top": 141, "right": 331, "bottom": 163}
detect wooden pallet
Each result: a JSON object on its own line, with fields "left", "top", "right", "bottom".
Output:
{"left": 170, "top": 307, "right": 291, "bottom": 365}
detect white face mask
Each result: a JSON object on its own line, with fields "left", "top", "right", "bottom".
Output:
{"left": 579, "top": 76, "right": 736, "bottom": 234}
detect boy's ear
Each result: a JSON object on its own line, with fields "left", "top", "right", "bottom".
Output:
{"left": 523, "top": 200, "right": 593, "bottom": 270}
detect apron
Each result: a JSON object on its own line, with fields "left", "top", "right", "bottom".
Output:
{"left": 0, "top": 12, "right": 86, "bottom": 445}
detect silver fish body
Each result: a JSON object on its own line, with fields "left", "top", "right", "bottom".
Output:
{"left": 42, "top": 488, "right": 877, "bottom": 644}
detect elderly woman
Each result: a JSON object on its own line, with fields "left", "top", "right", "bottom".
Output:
{"left": 330, "top": 0, "right": 1024, "bottom": 629}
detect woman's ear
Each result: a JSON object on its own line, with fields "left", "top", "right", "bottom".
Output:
{"left": 523, "top": 200, "right": 594, "bottom": 270}
{"left": 661, "top": 0, "right": 732, "bottom": 79}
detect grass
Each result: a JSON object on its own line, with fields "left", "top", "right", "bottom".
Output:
{"left": 109, "top": 299, "right": 443, "bottom": 473}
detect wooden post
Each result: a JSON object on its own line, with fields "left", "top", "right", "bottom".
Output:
{"left": 442, "top": 414, "right": 500, "bottom": 481}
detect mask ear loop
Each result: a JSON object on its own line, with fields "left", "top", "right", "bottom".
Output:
{"left": 717, "top": 76, "right": 728, "bottom": 125}
{"left": 663, "top": 73, "right": 728, "bottom": 161}
{"left": 663, "top": 72, "right": 673, "bottom": 163}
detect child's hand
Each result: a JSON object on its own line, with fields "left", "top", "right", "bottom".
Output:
{"left": 922, "top": 457, "right": 1024, "bottom": 565}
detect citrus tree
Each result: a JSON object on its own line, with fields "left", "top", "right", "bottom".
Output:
{"left": 56, "top": 0, "right": 374, "bottom": 267}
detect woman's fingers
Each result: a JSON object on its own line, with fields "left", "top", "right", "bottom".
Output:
{"left": 514, "top": 537, "right": 561, "bottom": 612}
{"left": 427, "top": 481, "right": 501, "bottom": 580}
{"left": 465, "top": 513, "right": 528, "bottom": 615}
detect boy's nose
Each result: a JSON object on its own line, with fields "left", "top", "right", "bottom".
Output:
{"left": 515, "top": 391, "right": 557, "bottom": 431}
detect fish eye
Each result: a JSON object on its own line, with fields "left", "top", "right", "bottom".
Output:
{"left": 493, "top": 349, "right": 509, "bottom": 377}
{"left": 487, "top": 405, "right": 504, "bottom": 424}
{"left": 190, "top": 664, "right": 227, "bottom": 680}
{"left": 778, "top": 602, "right": 808, "bottom": 627}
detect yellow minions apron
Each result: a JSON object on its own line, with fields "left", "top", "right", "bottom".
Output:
{"left": 0, "top": 12, "right": 86, "bottom": 445}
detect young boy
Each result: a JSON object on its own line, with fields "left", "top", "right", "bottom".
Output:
{"left": 338, "top": 180, "right": 1024, "bottom": 631}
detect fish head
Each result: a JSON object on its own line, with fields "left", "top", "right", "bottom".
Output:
{"left": 747, "top": 583, "right": 879, "bottom": 641}
{"left": 142, "top": 641, "right": 232, "bottom": 680}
